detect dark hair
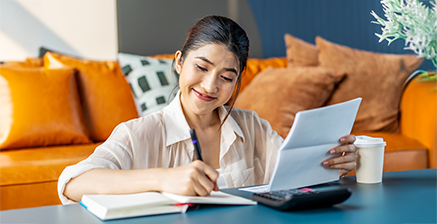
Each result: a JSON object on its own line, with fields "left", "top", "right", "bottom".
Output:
{"left": 172, "top": 15, "right": 249, "bottom": 125}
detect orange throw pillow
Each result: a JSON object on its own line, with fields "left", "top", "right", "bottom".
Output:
{"left": 234, "top": 67, "right": 345, "bottom": 138}
{"left": 44, "top": 52, "right": 139, "bottom": 142}
{"left": 284, "top": 33, "right": 319, "bottom": 67}
{"left": 0, "top": 67, "right": 91, "bottom": 149}
{"left": 316, "top": 37, "right": 423, "bottom": 132}
{"left": 1, "top": 58, "right": 43, "bottom": 68}
{"left": 228, "top": 57, "right": 287, "bottom": 105}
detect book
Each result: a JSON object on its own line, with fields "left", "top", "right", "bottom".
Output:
{"left": 80, "top": 191, "right": 256, "bottom": 220}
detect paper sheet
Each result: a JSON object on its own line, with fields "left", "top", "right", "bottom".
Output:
{"left": 241, "top": 98, "right": 361, "bottom": 193}
{"left": 162, "top": 191, "right": 256, "bottom": 205}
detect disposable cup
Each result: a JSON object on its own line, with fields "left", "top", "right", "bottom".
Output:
{"left": 354, "top": 136, "right": 386, "bottom": 184}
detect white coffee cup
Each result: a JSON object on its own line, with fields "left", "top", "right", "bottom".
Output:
{"left": 354, "top": 136, "right": 386, "bottom": 184}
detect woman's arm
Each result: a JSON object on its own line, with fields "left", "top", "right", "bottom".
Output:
{"left": 63, "top": 160, "right": 219, "bottom": 202}
{"left": 63, "top": 168, "right": 163, "bottom": 202}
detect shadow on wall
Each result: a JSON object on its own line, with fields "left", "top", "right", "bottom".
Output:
{"left": 0, "top": 1, "right": 79, "bottom": 59}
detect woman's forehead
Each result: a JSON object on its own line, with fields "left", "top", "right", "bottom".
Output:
{"left": 187, "top": 44, "right": 239, "bottom": 67}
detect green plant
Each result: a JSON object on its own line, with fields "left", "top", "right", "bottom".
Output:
{"left": 419, "top": 71, "right": 437, "bottom": 81}
{"left": 371, "top": 0, "right": 437, "bottom": 71}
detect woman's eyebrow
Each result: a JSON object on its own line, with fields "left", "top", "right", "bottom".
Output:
{"left": 195, "top": 56, "right": 237, "bottom": 75}
{"left": 195, "top": 56, "right": 214, "bottom": 65}
{"left": 224, "top": 68, "right": 238, "bottom": 76}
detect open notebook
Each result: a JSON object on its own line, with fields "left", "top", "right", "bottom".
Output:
{"left": 241, "top": 98, "right": 362, "bottom": 193}
{"left": 80, "top": 191, "right": 256, "bottom": 220}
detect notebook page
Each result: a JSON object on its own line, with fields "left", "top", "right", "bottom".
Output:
{"left": 162, "top": 191, "right": 256, "bottom": 205}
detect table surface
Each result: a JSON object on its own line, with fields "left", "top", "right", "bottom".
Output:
{"left": 1, "top": 169, "right": 436, "bottom": 224}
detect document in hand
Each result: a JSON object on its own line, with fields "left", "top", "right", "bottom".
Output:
{"left": 80, "top": 191, "right": 256, "bottom": 220}
{"left": 241, "top": 98, "right": 362, "bottom": 193}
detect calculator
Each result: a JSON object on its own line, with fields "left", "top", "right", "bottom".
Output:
{"left": 251, "top": 186, "right": 351, "bottom": 211}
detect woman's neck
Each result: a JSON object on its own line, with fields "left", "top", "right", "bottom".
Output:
{"left": 183, "top": 107, "right": 221, "bottom": 131}
{"left": 179, "top": 92, "right": 222, "bottom": 131}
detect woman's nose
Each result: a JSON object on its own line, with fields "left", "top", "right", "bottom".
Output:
{"left": 201, "top": 73, "right": 218, "bottom": 93}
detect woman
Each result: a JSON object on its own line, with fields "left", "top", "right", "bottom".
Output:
{"left": 58, "top": 15, "right": 357, "bottom": 204}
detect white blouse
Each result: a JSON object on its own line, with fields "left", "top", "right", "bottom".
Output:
{"left": 58, "top": 92, "right": 284, "bottom": 204}
{"left": 215, "top": 169, "right": 227, "bottom": 189}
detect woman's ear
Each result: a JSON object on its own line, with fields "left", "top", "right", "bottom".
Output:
{"left": 175, "top": 51, "right": 183, "bottom": 74}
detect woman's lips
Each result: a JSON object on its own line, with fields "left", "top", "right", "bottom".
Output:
{"left": 193, "top": 89, "right": 216, "bottom": 102}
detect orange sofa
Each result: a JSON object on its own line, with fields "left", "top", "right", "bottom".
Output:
{"left": 1, "top": 48, "right": 435, "bottom": 211}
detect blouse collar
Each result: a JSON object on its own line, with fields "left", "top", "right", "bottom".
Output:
{"left": 163, "top": 91, "right": 244, "bottom": 147}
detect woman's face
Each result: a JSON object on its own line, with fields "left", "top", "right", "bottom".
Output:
{"left": 176, "top": 44, "right": 239, "bottom": 116}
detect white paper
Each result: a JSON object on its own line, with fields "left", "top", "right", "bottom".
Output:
{"left": 162, "top": 191, "right": 256, "bottom": 205}
{"left": 241, "top": 98, "right": 361, "bottom": 193}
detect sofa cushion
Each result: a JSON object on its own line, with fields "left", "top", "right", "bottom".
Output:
{"left": 284, "top": 33, "right": 319, "bottom": 67}
{"left": 44, "top": 52, "right": 139, "bottom": 142}
{"left": 234, "top": 67, "right": 345, "bottom": 138}
{"left": 0, "top": 143, "right": 101, "bottom": 186}
{"left": 0, "top": 67, "right": 91, "bottom": 149}
{"left": 1, "top": 58, "right": 43, "bottom": 68}
{"left": 400, "top": 76, "right": 437, "bottom": 168}
{"left": 228, "top": 57, "right": 288, "bottom": 105}
{"left": 24, "top": 57, "right": 44, "bottom": 67}
{"left": 1, "top": 181, "right": 61, "bottom": 210}
{"left": 352, "top": 132, "right": 428, "bottom": 173}
{"left": 316, "top": 37, "right": 423, "bottom": 133}
{"left": 151, "top": 54, "right": 175, "bottom": 60}
{"left": 117, "top": 53, "right": 178, "bottom": 116}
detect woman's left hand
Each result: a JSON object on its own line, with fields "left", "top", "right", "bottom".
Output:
{"left": 322, "top": 135, "right": 357, "bottom": 177}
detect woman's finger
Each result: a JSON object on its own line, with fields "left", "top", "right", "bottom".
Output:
{"left": 213, "top": 182, "right": 219, "bottom": 191}
{"left": 196, "top": 172, "right": 216, "bottom": 196}
{"left": 203, "top": 163, "right": 219, "bottom": 183}
{"left": 191, "top": 161, "right": 218, "bottom": 196}
{"left": 339, "top": 134, "right": 356, "bottom": 144}
{"left": 329, "top": 144, "right": 357, "bottom": 155}
{"left": 192, "top": 179, "right": 209, "bottom": 196}
{"left": 326, "top": 161, "right": 356, "bottom": 170}
{"left": 323, "top": 152, "right": 357, "bottom": 167}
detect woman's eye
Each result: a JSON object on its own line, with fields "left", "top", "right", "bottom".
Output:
{"left": 196, "top": 64, "right": 207, "bottom": 71}
{"left": 222, "top": 76, "right": 233, "bottom": 82}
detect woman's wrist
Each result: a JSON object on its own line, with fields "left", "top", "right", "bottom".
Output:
{"left": 138, "top": 168, "right": 166, "bottom": 192}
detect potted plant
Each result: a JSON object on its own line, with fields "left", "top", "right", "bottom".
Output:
{"left": 371, "top": 0, "right": 436, "bottom": 81}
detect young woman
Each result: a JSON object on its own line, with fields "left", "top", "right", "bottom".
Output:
{"left": 58, "top": 15, "right": 357, "bottom": 204}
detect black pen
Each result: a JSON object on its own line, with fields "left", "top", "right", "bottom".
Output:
{"left": 189, "top": 128, "right": 219, "bottom": 193}
{"left": 190, "top": 129, "right": 203, "bottom": 161}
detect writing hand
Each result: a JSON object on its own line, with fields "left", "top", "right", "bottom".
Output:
{"left": 159, "top": 160, "right": 219, "bottom": 196}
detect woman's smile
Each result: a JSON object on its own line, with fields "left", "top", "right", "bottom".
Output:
{"left": 192, "top": 89, "right": 216, "bottom": 102}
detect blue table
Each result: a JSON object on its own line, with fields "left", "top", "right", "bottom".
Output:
{"left": 1, "top": 169, "right": 436, "bottom": 224}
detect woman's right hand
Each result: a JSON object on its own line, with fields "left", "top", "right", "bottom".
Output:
{"left": 159, "top": 160, "right": 219, "bottom": 196}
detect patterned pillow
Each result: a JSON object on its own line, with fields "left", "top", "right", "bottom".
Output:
{"left": 117, "top": 53, "right": 178, "bottom": 116}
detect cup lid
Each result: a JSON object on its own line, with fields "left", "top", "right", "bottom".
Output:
{"left": 354, "top": 135, "right": 386, "bottom": 147}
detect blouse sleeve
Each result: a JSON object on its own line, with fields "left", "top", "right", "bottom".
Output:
{"left": 251, "top": 111, "right": 284, "bottom": 185}
{"left": 57, "top": 123, "right": 136, "bottom": 204}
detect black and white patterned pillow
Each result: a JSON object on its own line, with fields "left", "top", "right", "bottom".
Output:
{"left": 118, "top": 53, "right": 178, "bottom": 116}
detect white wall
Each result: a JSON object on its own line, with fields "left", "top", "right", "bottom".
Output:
{"left": 0, "top": 0, "right": 118, "bottom": 61}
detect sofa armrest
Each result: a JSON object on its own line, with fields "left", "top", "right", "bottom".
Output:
{"left": 400, "top": 74, "right": 437, "bottom": 168}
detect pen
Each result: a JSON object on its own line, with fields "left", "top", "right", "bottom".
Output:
{"left": 189, "top": 128, "right": 219, "bottom": 193}
{"left": 189, "top": 129, "right": 203, "bottom": 161}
